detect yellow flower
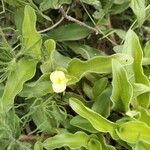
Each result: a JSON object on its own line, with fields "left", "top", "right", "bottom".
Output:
{"left": 50, "top": 71, "right": 68, "bottom": 93}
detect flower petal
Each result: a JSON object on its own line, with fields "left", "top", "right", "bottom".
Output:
{"left": 52, "top": 83, "right": 66, "bottom": 93}
{"left": 50, "top": 71, "right": 66, "bottom": 83}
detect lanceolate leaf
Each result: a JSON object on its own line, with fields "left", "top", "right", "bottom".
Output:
{"left": 22, "top": 5, "right": 42, "bottom": 59}
{"left": 111, "top": 59, "right": 133, "bottom": 112}
{"left": 4, "top": 0, "right": 25, "bottom": 7}
{"left": 137, "top": 107, "right": 150, "bottom": 126}
{"left": 123, "top": 30, "right": 150, "bottom": 108}
{"left": 144, "top": 40, "right": 150, "bottom": 58}
{"left": 1, "top": 58, "right": 37, "bottom": 112}
{"left": 116, "top": 121, "right": 150, "bottom": 143}
{"left": 69, "top": 98, "right": 118, "bottom": 138}
{"left": 40, "top": 0, "right": 71, "bottom": 10}
{"left": 34, "top": 141, "right": 43, "bottom": 150}
{"left": 92, "top": 87, "right": 112, "bottom": 118}
{"left": 82, "top": 81, "right": 94, "bottom": 99}
{"left": 67, "top": 53, "right": 133, "bottom": 83}
{"left": 88, "top": 138, "right": 102, "bottom": 150}
{"left": 130, "top": 0, "right": 146, "bottom": 26}
{"left": 44, "top": 39, "right": 56, "bottom": 59}
{"left": 47, "top": 23, "right": 92, "bottom": 41}
{"left": 65, "top": 42, "right": 103, "bottom": 59}
{"left": 92, "top": 77, "right": 108, "bottom": 99}
{"left": 98, "top": 135, "right": 116, "bottom": 150}
{"left": 133, "top": 83, "right": 150, "bottom": 98}
{"left": 31, "top": 100, "right": 56, "bottom": 132}
{"left": 41, "top": 39, "right": 71, "bottom": 73}
{"left": 70, "top": 115, "right": 98, "bottom": 133}
{"left": 81, "top": 0, "right": 100, "bottom": 6}
{"left": 43, "top": 132, "right": 89, "bottom": 150}
{"left": 134, "top": 140, "right": 150, "bottom": 150}
{"left": 19, "top": 73, "right": 53, "bottom": 98}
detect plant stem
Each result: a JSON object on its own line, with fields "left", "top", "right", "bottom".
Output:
{"left": 39, "top": 7, "right": 70, "bottom": 33}
{"left": 0, "top": 0, "right": 5, "bottom": 14}
{"left": 19, "top": 135, "right": 38, "bottom": 142}
{"left": 59, "top": 7, "right": 98, "bottom": 34}
{"left": 39, "top": 17, "right": 64, "bottom": 33}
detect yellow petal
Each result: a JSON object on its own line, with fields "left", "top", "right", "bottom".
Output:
{"left": 52, "top": 83, "right": 66, "bottom": 93}
{"left": 50, "top": 71, "right": 66, "bottom": 83}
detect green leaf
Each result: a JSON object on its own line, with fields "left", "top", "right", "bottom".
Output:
{"left": 70, "top": 115, "right": 98, "bottom": 133}
{"left": 142, "top": 57, "right": 150, "bottom": 65}
{"left": 19, "top": 73, "right": 53, "bottom": 98}
{"left": 0, "top": 110, "right": 21, "bottom": 138}
{"left": 146, "top": 1, "right": 150, "bottom": 17}
{"left": 67, "top": 53, "right": 133, "bottom": 84}
{"left": 34, "top": 141, "right": 43, "bottom": 150}
{"left": 111, "top": 59, "right": 133, "bottom": 112}
{"left": 0, "top": 83, "right": 4, "bottom": 97}
{"left": 31, "top": 99, "right": 57, "bottom": 132}
{"left": 92, "top": 77, "right": 108, "bottom": 99}
{"left": 53, "top": 51, "right": 71, "bottom": 69}
{"left": 14, "top": 7, "right": 24, "bottom": 33}
{"left": 22, "top": 5, "right": 42, "bottom": 59}
{"left": 144, "top": 40, "right": 150, "bottom": 58}
{"left": 88, "top": 138, "right": 102, "bottom": 150}
{"left": 40, "top": 0, "right": 71, "bottom": 10}
{"left": 130, "top": 0, "right": 146, "bottom": 26}
{"left": 116, "top": 121, "right": 150, "bottom": 143}
{"left": 0, "top": 110, "right": 21, "bottom": 149}
{"left": 47, "top": 23, "right": 92, "bottom": 41}
{"left": 92, "top": 87, "right": 112, "bottom": 118}
{"left": 1, "top": 58, "right": 37, "bottom": 112}
{"left": 63, "top": 91, "right": 86, "bottom": 102}
{"left": 31, "top": 100, "right": 67, "bottom": 133}
{"left": 134, "top": 140, "right": 150, "bottom": 150}
{"left": 137, "top": 107, "right": 150, "bottom": 126}
{"left": 7, "top": 142, "right": 32, "bottom": 150}
{"left": 133, "top": 83, "right": 150, "bottom": 98}
{"left": 43, "top": 131, "right": 89, "bottom": 150}
{"left": 123, "top": 29, "right": 150, "bottom": 108}
{"left": 65, "top": 42, "right": 103, "bottom": 60}
{"left": 114, "top": 29, "right": 126, "bottom": 40}
{"left": 44, "top": 39, "right": 56, "bottom": 59}
{"left": 98, "top": 135, "right": 116, "bottom": 150}
{"left": 113, "top": 45, "right": 123, "bottom": 53}
{"left": 69, "top": 98, "right": 118, "bottom": 138}
{"left": 41, "top": 39, "right": 71, "bottom": 73}
{"left": 111, "top": 1, "right": 130, "bottom": 15}
{"left": 50, "top": 102, "right": 68, "bottom": 127}
{"left": 41, "top": 50, "right": 71, "bottom": 73}
{"left": 82, "top": 81, "right": 94, "bottom": 99}
{"left": 40, "top": 39, "right": 56, "bottom": 73}
{"left": 4, "top": 0, "right": 26, "bottom": 7}
{"left": 40, "top": 39, "right": 56, "bottom": 74}
{"left": 81, "top": 0, "right": 100, "bottom": 6}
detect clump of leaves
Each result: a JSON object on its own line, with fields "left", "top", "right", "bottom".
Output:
{"left": 0, "top": 0, "right": 150, "bottom": 150}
